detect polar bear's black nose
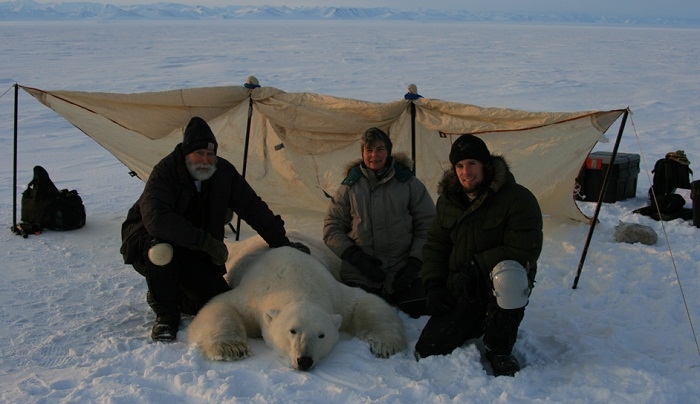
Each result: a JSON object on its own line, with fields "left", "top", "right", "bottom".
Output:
{"left": 297, "top": 356, "right": 314, "bottom": 371}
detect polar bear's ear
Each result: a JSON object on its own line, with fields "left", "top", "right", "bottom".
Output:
{"left": 332, "top": 314, "right": 342, "bottom": 330}
{"left": 264, "top": 309, "right": 280, "bottom": 326}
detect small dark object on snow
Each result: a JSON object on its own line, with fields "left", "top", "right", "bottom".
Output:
{"left": 613, "top": 221, "right": 657, "bottom": 245}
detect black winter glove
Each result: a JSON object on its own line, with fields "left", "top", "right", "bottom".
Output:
{"left": 425, "top": 281, "right": 455, "bottom": 316}
{"left": 392, "top": 257, "right": 422, "bottom": 293}
{"left": 202, "top": 234, "right": 229, "bottom": 266}
{"left": 527, "top": 266, "right": 537, "bottom": 290}
{"left": 342, "top": 245, "right": 385, "bottom": 282}
{"left": 285, "top": 241, "right": 311, "bottom": 255}
{"left": 468, "top": 259, "right": 483, "bottom": 276}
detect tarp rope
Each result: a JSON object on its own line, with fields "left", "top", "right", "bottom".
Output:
{"left": 0, "top": 84, "right": 14, "bottom": 100}
{"left": 629, "top": 112, "right": 700, "bottom": 359}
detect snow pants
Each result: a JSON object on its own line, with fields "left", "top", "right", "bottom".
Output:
{"left": 414, "top": 294, "right": 525, "bottom": 358}
{"left": 131, "top": 234, "right": 230, "bottom": 316}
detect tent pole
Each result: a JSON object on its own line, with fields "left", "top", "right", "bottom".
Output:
{"left": 234, "top": 97, "right": 254, "bottom": 241}
{"left": 410, "top": 102, "right": 417, "bottom": 174}
{"left": 572, "top": 109, "right": 629, "bottom": 289}
{"left": 11, "top": 84, "right": 20, "bottom": 235}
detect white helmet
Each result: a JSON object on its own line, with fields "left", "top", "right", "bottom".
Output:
{"left": 490, "top": 260, "right": 530, "bottom": 309}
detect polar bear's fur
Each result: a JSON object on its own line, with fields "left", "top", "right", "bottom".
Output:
{"left": 187, "top": 233, "right": 407, "bottom": 370}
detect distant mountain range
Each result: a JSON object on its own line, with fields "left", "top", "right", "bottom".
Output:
{"left": 1, "top": 0, "right": 698, "bottom": 26}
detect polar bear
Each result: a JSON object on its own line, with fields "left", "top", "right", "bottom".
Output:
{"left": 187, "top": 233, "right": 407, "bottom": 371}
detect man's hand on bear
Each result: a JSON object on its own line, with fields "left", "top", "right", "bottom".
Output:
{"left": 392, "top": 257, "right": 422, "bottom": 293}
{"left": 285, "top": 241, "right": 311, "bottom": 255}
{"left": 202, "top": 234, "right": 229, "bottom": 265}
{"left": 342, "top": 245, "right": 385, "bottom": 282}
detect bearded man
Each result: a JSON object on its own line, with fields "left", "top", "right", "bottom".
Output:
{"left": 120, "top": 116, "right": 308, "bottom": 342}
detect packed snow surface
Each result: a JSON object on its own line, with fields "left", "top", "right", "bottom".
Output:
{"left": 1, "top": 20, "right": 699, "bottom": 403}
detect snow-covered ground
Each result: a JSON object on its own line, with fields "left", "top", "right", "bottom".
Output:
{"left": 1, "top": 20, "right": 699, "bottom": 403}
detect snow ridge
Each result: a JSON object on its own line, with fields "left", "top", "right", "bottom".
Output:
{"left": 1, "top": 0, "right": 698, "bottom": 26}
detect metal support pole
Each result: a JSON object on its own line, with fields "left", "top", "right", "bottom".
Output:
{"left": 11, "top": 84, "right": 20, "bottom": 234}
{"left": 410, "top": 102, "right": 416, "bottom": 174}
{"left": 572, "top": 109, "right": 629, "bottom": 289}
{"left": 234, "top": 97, "right": 254, "bottom": 240}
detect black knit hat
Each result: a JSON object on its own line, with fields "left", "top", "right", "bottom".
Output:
{"left": 449, "top": 134, "right": 491, "bottom": 166}
{"left": 182, "top": 117, "right": 218, "bottom": 156}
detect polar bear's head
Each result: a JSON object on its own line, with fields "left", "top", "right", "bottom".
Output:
{"left": 262, "top": 303, "right": 342, "bottom": 371}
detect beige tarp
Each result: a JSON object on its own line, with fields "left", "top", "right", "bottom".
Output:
{"left": 20, "top": 85, "right": 625, "bottom": 222}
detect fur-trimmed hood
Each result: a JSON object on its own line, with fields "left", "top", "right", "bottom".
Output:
{"left": 437, "top": 155, "right": 514, "bottom": 201}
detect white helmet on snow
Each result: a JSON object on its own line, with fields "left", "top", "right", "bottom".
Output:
{"left": 490, "top": 260, "right": 530, "bottom": 309}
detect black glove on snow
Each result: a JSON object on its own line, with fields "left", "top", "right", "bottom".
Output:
{"left": 202, "top": 234, "right": 229, "bottom": 266}
{"left": 342, "top": 245, "right": 385, "bottom": 282}
{"left": 425, "top": 281, "right": 455, "bottom": 316}
{"left": 285, "top": 240, "right": 311, "bottom": 255}
{"left": 392, "top": 257, "right": 422, "bottom": 293}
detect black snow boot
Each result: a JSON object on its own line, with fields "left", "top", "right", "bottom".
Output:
{"left": 151, "top": 312, "right": 180, "bottom": 342}
{"left": 485, "top": 349, "right": 520, "bottom": 377}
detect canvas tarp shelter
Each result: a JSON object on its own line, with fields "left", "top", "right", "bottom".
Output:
{"left": 18, "top": 84, "right": 625, "bottom": 223}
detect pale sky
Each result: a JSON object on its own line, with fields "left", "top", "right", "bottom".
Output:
{"left": 33, "top": 0, "right": 700, "bottom": 19}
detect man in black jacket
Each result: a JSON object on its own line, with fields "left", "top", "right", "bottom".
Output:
{"left": 415, "top": 134, "right": 542, "bottom": 376}
{"left": 121, "top": 116, "right": 309, "bottom": 342}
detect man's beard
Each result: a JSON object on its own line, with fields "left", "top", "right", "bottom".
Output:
{"left": 463, "top": 181, "right": 482, "bottom": 195}
{"left": 459, "top": 175, "right": 483, "bottom": 195}
{"left": 185, "top": 158, "right": 217, "bottom": 181}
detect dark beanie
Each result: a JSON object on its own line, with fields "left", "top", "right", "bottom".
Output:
{"left": 449, "top": 134, "right": 491, "bottom": 166}
{"left": 182, "top": 117, "right": 218, "bottom": 156}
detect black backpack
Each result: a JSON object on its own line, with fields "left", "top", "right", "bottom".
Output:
{"left": 636, "top": 150, "right": 694, "bottom": 219}
{"left": 21, "top": 166, "right": 86, "bottom": 231}
{"left": 649, "top": 151, "right": 693, "bottom": 198}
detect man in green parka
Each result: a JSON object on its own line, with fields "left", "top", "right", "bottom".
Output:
{"left": 414, "top": 134, "right": 543, "bottom": 377}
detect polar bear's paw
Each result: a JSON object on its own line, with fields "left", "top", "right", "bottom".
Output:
{"left": 200, "top": 340, "right": 251, "bottom": 361}
{"left": 366, "top": 332, "right": 407, "bottom": 358}
{"left": 349, "top": 293, "right": 408, "bottom": 358}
